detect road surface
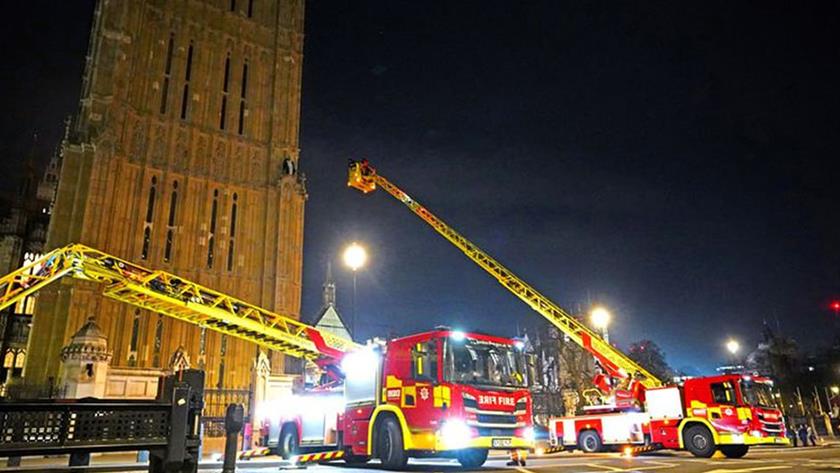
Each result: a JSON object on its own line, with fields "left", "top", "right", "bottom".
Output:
{"left": 1, "top": 445, "right": 837, "bottom": 472}
{"left": 228, "top": 445, "right": 839, "bottom": 473}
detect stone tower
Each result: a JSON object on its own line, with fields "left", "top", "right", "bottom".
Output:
{"left": 25, "top": 0, "right": 307, "bottom": 394}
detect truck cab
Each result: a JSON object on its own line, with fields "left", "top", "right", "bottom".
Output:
{"left": 675, "top": 374, "right": 788, "bottom": 457}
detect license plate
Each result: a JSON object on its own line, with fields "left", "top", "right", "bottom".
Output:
{"left": 492, "top": 438, "right": 513, "bottom": 448}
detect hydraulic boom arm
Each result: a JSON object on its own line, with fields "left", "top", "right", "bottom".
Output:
{"left": 0, "top": 244, "right": 358, "bottom": 362}
{"left": 347, "top": 160, "right": 661, "bottom": 388}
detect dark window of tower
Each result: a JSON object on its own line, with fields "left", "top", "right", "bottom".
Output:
{"left": 142, "top": 227, "right": 151, "bottom": 260}
{"left": 223, "top": 56, "right": 231, "bottom": 92}
{"left": 227, "top": 193, "right": 238, "bottom": 271}
{"left": 128, "top": 309, "right": 140, "bottom": 366}
{"left": 164, "top": 181, "right": 177, "bottom": 262}
{"left": 145, "top": 178, "right": 157, "bottom": 223}
{"left": 217, "top": 335, "right": 228, "bottom": 388}
{"left": 247, "top": 0, "right": 254, "bottom": 17}
{"left": 180, "top": 84, "right": 190, "bottom": 120}
{"left": 129, "top": 310, "right": 140, "bottom": 352}
{"left": 160, "top": 33, "right": 175, "bottom": 114}
{"left": 230, "top": 193, "right": 238, "bottom": 236}
{"left": 168, "top": 181, "right": 178, "bottom": 226}
{"left": 241, "top": 62, "right": 248, "bottom": 98}
{"left": 142, "top": 177, "right": 157, "bottom": 260}
{"left": 181, "top": 42, "right": 194, "bottom": 120}
{"left": 220, "top": 55, "right": 231, "bottom": 130}
{"left": 207, "top": 189, "right": 218, "bottom": 268}
{"left": 238, "top": 61, "right": 248, "bottom": 135}
{"left": 230, "top": 0, "right": 236, "bottom": 12}
{"left": 185, "top": 42, "right": 194, "bottom": 81}
{"left": 153, "top": 315, "right": 163, "bottom": 367}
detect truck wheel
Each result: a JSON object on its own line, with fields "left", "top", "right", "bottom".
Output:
{"left": 456, "top": 448, "right": 488, "bottom": 468}
{"left": 278, "top": 425, "right": 299, "bottom": 460}
{"left": 577, "top": 430, "right": 603, "bottom": 453}
{"left": 719, "top": 444, "right": 749, "bottom": 458}
{"left": 684, "top": 425, "right": 715, "bottom": 458}
{"left": 378, "top": 417, "right": 408, "bottom": 469}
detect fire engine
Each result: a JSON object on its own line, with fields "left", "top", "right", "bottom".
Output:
{"left": 347, "top": 160, "right": 789, "bottom": 458}
{"left": 0, "top": 246, "right": 533, "bottom": 469}
{"left": 263, "top": 329, "right": 534, "bottom": 468}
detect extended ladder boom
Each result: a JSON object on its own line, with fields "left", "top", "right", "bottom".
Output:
{"left": 347, "top": 160, "right": 661, "bottom": 388}
{"left": 0, "top": 244, "right": 358, "bottom": 361}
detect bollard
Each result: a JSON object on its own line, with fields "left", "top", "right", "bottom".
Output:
{"left": 222, "top": 404, "right": 244, "bottom": 473}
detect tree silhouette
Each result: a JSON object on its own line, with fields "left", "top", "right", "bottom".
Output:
{"left": 628, "top": 340, "right": 674, "bottom": 382}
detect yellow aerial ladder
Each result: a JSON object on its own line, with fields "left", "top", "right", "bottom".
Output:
{"left": 347, "top": 160, "right": 662, "bottom": 389}
{"left": 0, "top": 244, "right": 358, "bottom": 362}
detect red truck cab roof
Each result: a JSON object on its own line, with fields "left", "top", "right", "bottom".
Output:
{"left": 388, "top": 328, "right": 518, "bottom": 346}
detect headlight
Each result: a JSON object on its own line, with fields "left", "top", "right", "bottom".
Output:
{"left": 522, "top": 427, "right": 535, "bottom": 442}
{"left": 440, "top": 420, "right": 472, "bottom": 449}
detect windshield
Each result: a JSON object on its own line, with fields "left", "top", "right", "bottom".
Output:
{"left": 444, "top": 337, "right": 528, "bottom": 388}
{"left": 740, "top": 380, "right": 776, "bottom": 408}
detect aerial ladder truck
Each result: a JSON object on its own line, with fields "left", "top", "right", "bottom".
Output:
{"left": 0, "top": 245, "right": 534, "bottom": 469}
{"left": 348, "top": 159, "right": 789, "bottom": 458}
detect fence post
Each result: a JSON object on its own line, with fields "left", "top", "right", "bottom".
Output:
{"left": 222, "top": 404, "right": 244, "bottom": 473}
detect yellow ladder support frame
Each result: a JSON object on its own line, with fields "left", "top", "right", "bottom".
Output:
{"left": 348, "top": 160, "right": 661, "bottom": 388}
{"left": 0, "top": 243, "right": 359, "bottom": 361}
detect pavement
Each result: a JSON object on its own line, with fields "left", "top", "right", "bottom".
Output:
{"left": 1, "top": 443, "right": 838, "bottom": 473}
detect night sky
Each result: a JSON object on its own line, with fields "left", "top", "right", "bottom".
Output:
{"left": 2, "top": 1, "right": 839, "bottom": 374}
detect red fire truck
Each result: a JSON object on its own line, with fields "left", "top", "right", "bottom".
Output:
{"left": 549, "top": 374, "right": 787, "bottom": 457}
{"left": 348, "top": 160, "right": 790, "bottom": 458}
{"left": 261, "top": 328, "right": 534, "bottom": 468}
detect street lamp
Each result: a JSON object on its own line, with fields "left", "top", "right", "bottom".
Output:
{"left": 726, "top": 339, "right": 740, "bottom": 355}
{"left": 831, "top": 386, "right": 839, "bottom": 395}
{"left": 590, "top": 307, "right": 611, "bottom": 342}
{"left": 342, "top": 242, "right": 368, "bottom": 339}
{"left": 725, "top": 339, "right": 740, "bottom": 370}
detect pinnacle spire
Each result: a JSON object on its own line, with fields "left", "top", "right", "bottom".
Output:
{"left": 323, "top": 261, "right": 336, "bottom": 308}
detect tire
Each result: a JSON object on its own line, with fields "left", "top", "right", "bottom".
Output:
{"left": 719, "top": 444, "right": 749, "bottom": 458}
{"left": 577, "top": 430, "right": 603, "bottom": 453}
{"left": 378, "top": 417, "right": 408, "bottom": 470}
{"left": 278, "top": 425, "right": 299, "bottom": 460}
{"left": 683, "top": 425, "right": 715, "bottom": 458}
{"left": 456, "top": 448, "right": 489, "bottom": 468}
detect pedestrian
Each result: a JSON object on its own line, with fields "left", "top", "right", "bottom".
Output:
{"left": 507, "top": 449, "right": 527, "bottom": 467}
{"left": 807, "top": 425, "right": 817, "bottom": 446}
{"left": 788, "top": 423, "right": 798, "bottom": 447}
{"left": 797, "top": 424, "right": 808, "bottom": 447}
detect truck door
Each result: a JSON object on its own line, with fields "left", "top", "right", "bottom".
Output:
{"left": 709, "top": 381, "right": 741, "bottom": 434}
{"left": 405, "top": 339, "right": 440, "bottom": 430}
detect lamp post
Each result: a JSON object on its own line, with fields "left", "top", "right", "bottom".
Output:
{"left": 342, "top": 242, "right": 367, "bottom": 339}
{"left": 590, "top": 307, "right": 611, "bottom": 343}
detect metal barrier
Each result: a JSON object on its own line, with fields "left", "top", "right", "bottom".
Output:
{"left": 0, "top": 370, "right": 204, "bottom": 473}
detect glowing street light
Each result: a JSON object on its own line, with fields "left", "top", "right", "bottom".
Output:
{"left": 590, "top": 306, "right": 611, "bottom": 342}
{"left": 342, "top": 242, "right": 368, "bottom": 340}
{"left": 726, "top": 339, "right": 740, "bottom": 355}
{"left": 831, "top": 386, "right": 839, "bottom": 395}
{"left": 343, "top": 242, "right": 367, "bottom": 272}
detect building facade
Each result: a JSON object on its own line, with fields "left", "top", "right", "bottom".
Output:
{"left": 24, "top": 0, "right": 307, "bottom": 400}
{"left": 0, "top": 131, "right": 63, "bottom": 384}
